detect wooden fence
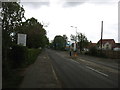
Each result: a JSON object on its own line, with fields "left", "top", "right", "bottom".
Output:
{"left": 102, "top": 50, "right": 120, "bottom": 59}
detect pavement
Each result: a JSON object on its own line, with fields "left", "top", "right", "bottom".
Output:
{"left": 19, "top": 50, "right": 61, "bottom": 88}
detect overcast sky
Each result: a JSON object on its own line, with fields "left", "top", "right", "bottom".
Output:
{"left": 20, "top": 0, "right": 119, "bottom": 43}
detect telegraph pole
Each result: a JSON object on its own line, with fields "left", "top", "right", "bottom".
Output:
{"left": 101, "top": 21, "right": 103, "bottom": 51}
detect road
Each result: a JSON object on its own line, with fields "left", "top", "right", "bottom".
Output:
{"left": 20, "top": 50, "right": 61, "bottom": 88}
{"left": 46, "top": 49, "right": 118, "bottom": 88}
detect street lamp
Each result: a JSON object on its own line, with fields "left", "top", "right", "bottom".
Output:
{"left": 70, "top": 26, "right": 77, "bottom": 42}
{"left": 70, "top": 26, "right": 78, "bottom": 56}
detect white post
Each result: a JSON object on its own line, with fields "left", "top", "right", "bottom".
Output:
{"left": 74, "top": 42, "right": 76, "bottom": 51}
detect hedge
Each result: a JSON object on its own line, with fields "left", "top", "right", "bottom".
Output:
{"left": 10, "top": 45, "right": 28, "bottom": 68}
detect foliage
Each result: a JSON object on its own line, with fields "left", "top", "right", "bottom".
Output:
{"left": 3, "top": 47, "right": 41, "bottom": 88}
{"left": 70, "top": 34, "right": 76, "bottom": 41}
{"left": 63, "top": 34, "right": 68, "bottom": 44}
{"left": 2, "top": 2, "right": 25, "bottom": 70}
{"left": 2, "top": 70, "right": 24, "bottom": 88}
{"left": 2, "top": 1, "right": 25, "bottom": 82}
{"left": 9, "top": 44, "right": 41, "bottom": 68}
{"left": 85, "top": 46, "right": 106, "bottom": 58}
{"left": 16, "top": 17, "right": 49, "bottom": 48}
{"left": 88, "top": 46, "right": 98, "bottom": 56}
{"left": 27, "top": 48, "right": 41, "bottom": 65}
{"left": 77, "top": 33, "right": 89, "bottom": 52}
{"left": 70, "top": 33, "right": 89, "bottom": 53}
{"left": 2, "top": 2, "right": 49, "bottom": 49}
{"left": 53, "top": 35, "right": 66, "bottom": 50}
{"left": 10, "top": 45, "right": 28, "bottom": 68}
{"left": 49, "top": 41, "right": 54, "bottom": 49}
{"left": 1, "top": 2, "right": 45, "bottom": 88}
{"left": 2, "top": 2, "right": 25, "bottom": 49}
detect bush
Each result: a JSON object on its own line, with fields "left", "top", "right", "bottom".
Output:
{"left": 27, "top": 48, "right": 41, "bottom": 65}
{"left": 88, "top": 46, "right": 98, "bottom": 56}
{"left": 3, "top": 45, "right": 41, "bottom": 88}
{"left": 86, "top": 47, "right": 106, "bottom": 58}
{"left": 10, "top": 45, "right": 28, "bottom": 68}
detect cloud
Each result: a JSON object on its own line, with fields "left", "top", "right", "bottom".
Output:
{"left": 63, "top": 2, "right": 84, "bottom": 7}
{"left": 21, "top": 0, "right": 118, "bottom": 43}
{"left": 61, "top": 0, "right": 119, "bottom": 7}
{"left": 61, "top": 0, "right": 88, "bottom": 7}
{"left": 20, "top": 2, "right": 50, "bottom": 9}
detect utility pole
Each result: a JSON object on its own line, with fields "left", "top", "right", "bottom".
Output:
{"left": 101, "top": 21, "right": 103, "bottom": 51}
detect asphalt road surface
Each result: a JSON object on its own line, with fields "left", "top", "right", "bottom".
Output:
{"left": 46, "top": 49, "right": 118, "bottom": 88}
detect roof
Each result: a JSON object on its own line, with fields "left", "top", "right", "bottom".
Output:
{"left": 85, "top": 43, "right": 96, "bottom": 48}
{"left": 114, "top": 43, "right": 120, "bottom": 48}
{"left": 91, "top": 43, "right": 96, "bottom": 47}
{"left": 97, "top": 39, "right": 115, "bottom": 46}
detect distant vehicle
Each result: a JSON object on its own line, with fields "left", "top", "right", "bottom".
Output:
{"left": 83, "top": 48, "right": 89, "bottom": 52}
{"left": 65, "top": 45, "right": 70, "bottom": 51}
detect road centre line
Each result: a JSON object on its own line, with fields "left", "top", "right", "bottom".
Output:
{"left": 86, "top": 66, "right": 108, "bottom": 77}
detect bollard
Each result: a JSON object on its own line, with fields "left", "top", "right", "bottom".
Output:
{"left": 70, "top": 51, "right": 72, "bottom": 56}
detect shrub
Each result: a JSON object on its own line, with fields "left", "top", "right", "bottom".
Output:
{"left": 27, "top": 48, "right": 41, "bottom": 65}
{"left": 89, "top": 46, "right": 98, "bottom": 56}
{"left": 86, "top": 47, "right": 106, "bottom": 58}
{"left": 10, "top": 44, "right": 28, "bottom": 68}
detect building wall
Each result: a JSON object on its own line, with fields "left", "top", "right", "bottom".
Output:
{"left": 98, "top": 42, "right": 112, "bottom": 50}
{"left": 103, "top": 42, "right": 112, "bottom": 50}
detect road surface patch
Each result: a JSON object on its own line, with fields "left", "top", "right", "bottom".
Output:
{"left": 69, "top": 59, "right": 80, "bottom": 64}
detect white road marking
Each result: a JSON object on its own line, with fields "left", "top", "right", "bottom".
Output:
{"left": 86, "top": 66, "right": 108, "bottom": 77}
{"left": 51, "top": 64, "right": 58, "bottom": 81}
{"left": 70, "top": 59, "right": 80, "bottom": 64}
{"left": 79, "top": 59, "right": 85, "bottom": 62}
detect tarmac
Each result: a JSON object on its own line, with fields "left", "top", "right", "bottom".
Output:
{"left": 19, "top": 50, "right": 61, "bottom": 88}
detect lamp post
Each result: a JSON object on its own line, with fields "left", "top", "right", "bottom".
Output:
{"left": 70, "top": 26, "right": 78, "bottom": 56}
{"left": 71, "top": 26, "right": 77, "bottom": 42}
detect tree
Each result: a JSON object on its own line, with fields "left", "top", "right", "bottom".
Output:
{"left": 70, "top": 34, "right": 76, "bottom": 42}
{"left": 63, "top": 34, "right": 68, "bottom": 46}
{"left": 53, "top": 35, "right": 66, "bottom": 50}
{"left": 2, "top": 2, "right": 25, "bottom": 61}
{"left": 17, "top": 17, "right": 48, "bottom": 48}
{"left": 77, "top": 33, "right": 89, "bottom": 53}
{"left": 1, "top": 2, "right": 25, "bottom": 79}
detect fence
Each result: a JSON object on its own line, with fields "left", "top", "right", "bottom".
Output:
{"left": 102, "top": 50, "right": 120, "bottom": 59}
